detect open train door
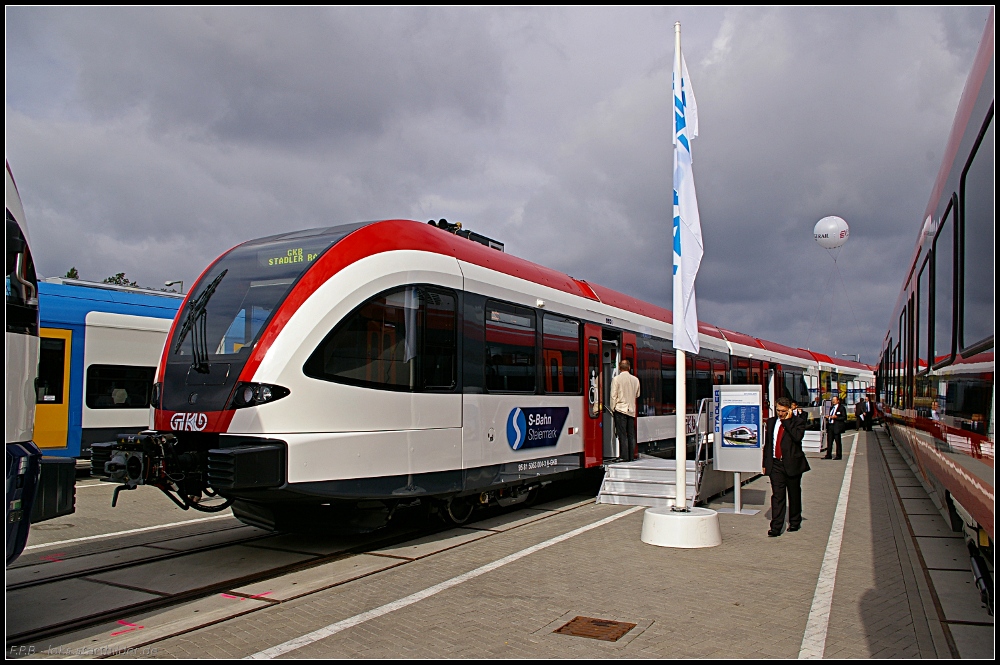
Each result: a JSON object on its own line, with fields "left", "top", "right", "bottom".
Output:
{"left": 620, "top": 331, "right": 638, "bottom": 461}
{"left": 583, "top": 323, "right": 603, "bottom": 467}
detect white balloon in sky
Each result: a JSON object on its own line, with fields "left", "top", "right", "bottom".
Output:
{"left": 814, "top": 216, "right": 850, "bottom": 249}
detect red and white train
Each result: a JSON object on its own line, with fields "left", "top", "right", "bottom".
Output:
{"left": 92, "top": 217, "right": 872, "bottom": 530}
{"left": 875, "top": 9, "right": 993, "bottom": 611}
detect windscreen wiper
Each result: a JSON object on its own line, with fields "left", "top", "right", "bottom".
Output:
{"left": 173, "top": 269, "right": 228, "bottom": 373}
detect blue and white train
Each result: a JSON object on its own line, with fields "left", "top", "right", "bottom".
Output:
{"left": 34, "top": 279, "right": 182, "bottom": 460}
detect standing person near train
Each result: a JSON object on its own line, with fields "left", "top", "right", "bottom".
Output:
{"left": 610, "top": 359, "right": 640, "bottom": 462}
{"left": 855, "top": 396, "right": 870, "bottom": 432}
{"left": 762, "top": 397, "right": 809, "bottom": 536}
{"left": 824, "top": 395, "right": 847, "bottom": 459}
{"left": 790, "top": 400, "right": 809, "bottom": 426}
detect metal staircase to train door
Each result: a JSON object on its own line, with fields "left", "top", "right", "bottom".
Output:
{"left": 597, "top": 398, "right": 712, "bottom": 508}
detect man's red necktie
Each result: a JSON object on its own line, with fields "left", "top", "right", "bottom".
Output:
{"left": 775, "top": 425, "right": 784, "bottom": 460}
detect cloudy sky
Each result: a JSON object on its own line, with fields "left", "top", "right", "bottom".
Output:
{"left": 6, "top": 7, "right": 992, "bottom": 364}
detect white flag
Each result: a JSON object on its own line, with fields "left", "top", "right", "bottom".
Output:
{"left": 672, "top": 52, "right": 703, "bottom": 354}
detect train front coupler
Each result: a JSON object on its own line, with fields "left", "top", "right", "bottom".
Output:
{"left": 91, "top": 431, "right": 225, "bottom": 511}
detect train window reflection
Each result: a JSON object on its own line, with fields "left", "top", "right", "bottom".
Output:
{"left": 933, "top": 202, "right": 955, "bottom": 366}
{"left": 86, "top": 364, "right": 155, "bottom": 409}
{"left": 542, "top": 314, "right": 580, "bottom": 394}
{"left": 960, "top": 113, "right": 994, "bottom": 354}
{"left": 916, "top": 257, "right": 930, "bottom": 374}
{"left": 304, "top": 285, "right": 457, "bottom": 392}
{"left": 485, "top": 301, "right": 535, "bottom": 393}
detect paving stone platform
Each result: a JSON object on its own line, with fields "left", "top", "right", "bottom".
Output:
{"left": 19, "top": 430, "right": 994, "bottom": 659}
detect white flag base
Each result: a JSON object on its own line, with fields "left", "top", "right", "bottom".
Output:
{"left": 640, "top": 506, "right": 722, "bottom": 548}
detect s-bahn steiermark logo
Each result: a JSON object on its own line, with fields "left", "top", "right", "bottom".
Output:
{"left": 170, "top": 412, "right": 208, "bottom": 432}
{"left": 506, "top": 407, "right": 569, "bottom": 450}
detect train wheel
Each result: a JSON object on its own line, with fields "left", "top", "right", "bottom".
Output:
{"left": 444, "top": 497, "right": 474, "bottom": 525}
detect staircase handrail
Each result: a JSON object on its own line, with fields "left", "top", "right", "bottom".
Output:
{"left": 693, "top": 397, "right": 711, "bottom": 503}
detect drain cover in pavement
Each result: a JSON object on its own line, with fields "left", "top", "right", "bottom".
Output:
{"left": 554, "top": 616, "right": 636, "bottom": 641}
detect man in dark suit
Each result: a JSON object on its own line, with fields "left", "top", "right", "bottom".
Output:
{"left": 762, "top": 396, "right": 809, "bottom": 537}
{"left": 790, "top": 400, "right": 809, "bottom": 427}
{"left": 824, "top": 395, "right": 847, "bottom": 459}
{"left": 855, "top": 397, "right": 869, "bottom": 432}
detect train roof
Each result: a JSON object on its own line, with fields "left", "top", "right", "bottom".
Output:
{"left": 38, "top": 279, "right": 182, "bottom": 327}
{"left": 234, "top": 219, "right": 868, "bottom": 375}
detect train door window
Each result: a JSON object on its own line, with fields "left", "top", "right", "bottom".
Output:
{"left": 86, "top": 365, "right": 156, "bottom": 408}
{"left": 660, "top": 350, "right": 676, "bottom": 414}
{"left": 36, "top": 337, "right": 66, "bottom": 404}
{"left": 624, "top": 343, "right": 636, "bottom": 375}
{"left": 485, "top": 301, "right": 536, "bottom": 393}
{"left": 542, "top": 314, "right": 580, "bottom": 394}
{"left": 916, "top": 256, "right": 931, "bottom": 375}
{"left": 959, "top": 110, "right": 994, "bottom": 355}
{"left": 932, "top": 199, "right": 956, "bottom": 368}
{"left": 588, "top": 337, "right": 601, "bottom": 417}
{"left": 304, "top": 285, "right": 457, "bottom": 392}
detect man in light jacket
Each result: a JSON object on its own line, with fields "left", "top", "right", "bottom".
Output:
{"left": 610, "top": 359, "right": 640, "bottom": 461}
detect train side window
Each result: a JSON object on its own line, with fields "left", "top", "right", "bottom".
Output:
{"left": 636, "top": 338, "right": 662, "bottom": 416}
{"left": 692, "top": 357, "right": 713, "bottom": 406}
{"left": 660, "top": 350, "right": 676, "bottom": 414}
{"left": 85, "top": 364, "right": 156, "bottom": 409}
{"left": 916, "top": 256, "right": 931, "bottom": 376}
{"left": 712, "top": 360, "right": 728, "bottom": 387}
{"left": 959, "top": 110, "right": 994, "bottom": 355}
{"left": 542, "top": 314, "right": 580, "bottom": 394}
{"left": 932, "top": 198, "right": 956, "bottom": 368}
{"left": 732, "top": 357, "right": 749, "bottom": 384}
{"left": 485, "top": 300, "right": 536, "bottom": 393}
{"left": 37, "top": 338, "right": 67, "bottom": 404}
{"left": 303, "top": 285, "right": 457, "bottom": 392}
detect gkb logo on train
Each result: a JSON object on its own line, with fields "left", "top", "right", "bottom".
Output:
{"left": 506, "top": 407, "right": 569, "bottom": 450}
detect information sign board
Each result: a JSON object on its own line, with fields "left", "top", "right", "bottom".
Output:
{"left": 713, "top": 384, "right": 764, "bottom": 473}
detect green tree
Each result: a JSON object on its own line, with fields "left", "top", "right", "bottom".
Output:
{"left": 64, "top": 267, "right": 79, "bottom": 279}
{"left": 103, "top": 272, "right": 139, "bottom": 287}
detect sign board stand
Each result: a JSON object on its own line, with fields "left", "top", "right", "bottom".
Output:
{"left": 713, "top": 385, "right": 763, "bottom": 515}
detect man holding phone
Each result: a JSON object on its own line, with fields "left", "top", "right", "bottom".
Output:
{"left": 762, "top": 396, "right": 809, "bottom": 537}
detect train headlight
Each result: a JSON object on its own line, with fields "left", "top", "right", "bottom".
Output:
{"left": 231, "top": 382, "right": 290, "bottom": 409}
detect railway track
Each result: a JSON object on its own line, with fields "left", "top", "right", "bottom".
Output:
{"left": 6, "top": 485, "right": 594, "bottom": 650}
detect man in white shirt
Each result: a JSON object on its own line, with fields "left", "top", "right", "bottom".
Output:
{"left": 610, "top": 359, "right": 641, "bottom": 461}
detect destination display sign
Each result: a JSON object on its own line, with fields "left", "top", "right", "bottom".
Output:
{"left": 256, "top": 238, "right": 334, "bottom": 271}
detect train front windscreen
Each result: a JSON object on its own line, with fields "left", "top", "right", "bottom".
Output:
{"left": 160, "top": 223, "right": 367, "bottom": 414}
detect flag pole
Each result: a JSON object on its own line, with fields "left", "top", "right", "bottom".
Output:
{"left": 641, "top": 19, "right": 722, "bottom": 548}
{"left": 673, "top": 21, "right": 688, "bottom": 512}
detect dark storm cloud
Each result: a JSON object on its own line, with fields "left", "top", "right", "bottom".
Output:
{"left": 9, "top": 7, "right": 504, "bottom": 144}
{"left": 5, "top": 6, "right": 991, "bottom": 366}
